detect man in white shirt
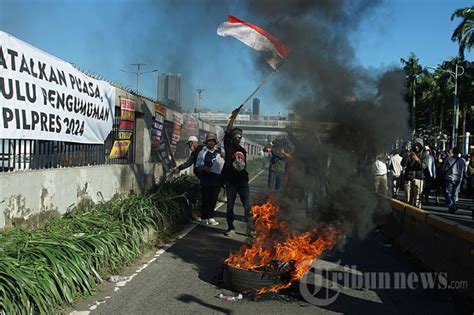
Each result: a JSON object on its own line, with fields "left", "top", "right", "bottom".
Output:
{"left": 372, "top": 154, "right": 388, "bottom": 196}
{"left": 389, "top": 150, "right": 403, "bottom": 197}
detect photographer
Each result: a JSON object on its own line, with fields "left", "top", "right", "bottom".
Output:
{"left": 401, "top": 138, "right": 429, "bottom": 208}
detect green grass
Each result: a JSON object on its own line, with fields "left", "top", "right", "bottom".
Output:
{"left": 0, "top": 175, "right": 199, "bottom": 314}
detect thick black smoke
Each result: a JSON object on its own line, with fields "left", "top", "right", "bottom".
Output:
{"left": 243, "top": 0, "right": 411, "bottom": 238}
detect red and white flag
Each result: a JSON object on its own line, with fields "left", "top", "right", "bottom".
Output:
{"left": 217, "top": 15, "right": 290, "bottom": 70}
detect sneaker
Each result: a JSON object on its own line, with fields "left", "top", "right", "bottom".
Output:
{"left": 200, "top": 219, "right": 209, "bottom": 226}
{"left": 224, "top": 229, "right": 235, "bottom": 237}
{"left": 193, "top": 217, "right": 202, "bottom": 222}
{"left": 207, "top": 218, "right": 219, "bottom": 226}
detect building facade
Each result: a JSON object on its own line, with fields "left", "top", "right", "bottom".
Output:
{"left": 157, "top": 73, "right": 181, "bottom": 108}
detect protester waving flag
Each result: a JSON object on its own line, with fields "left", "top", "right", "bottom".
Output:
{"left": 217, "top": 15, "right": 290, "bottom": 70}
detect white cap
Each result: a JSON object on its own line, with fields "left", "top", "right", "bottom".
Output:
{"left": 187, "top": 136, "right": 199, "bottom": 143}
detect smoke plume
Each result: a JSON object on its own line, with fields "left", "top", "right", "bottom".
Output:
{"left": 243, "top": 0, "right": 411, "bottom": 238}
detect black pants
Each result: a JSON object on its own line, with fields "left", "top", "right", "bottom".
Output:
{"left": 268, "top": 169, "right": 284, "bottom": 191}
{"left": 422, "top": 176, "right": 434, "bottom": 202}
{"left": 226, "top": 181, "right": 250, "bottom": 230}
{"left": 201, "top": 185, "right": 220, "bottom": 220}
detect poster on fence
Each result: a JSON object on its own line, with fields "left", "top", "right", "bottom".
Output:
{"left": 118, "top": 97, "right": 135, "bottom": 140}
{"left": 151, "top": 103, "right": 166, "bottom": 147}
{"left": 109, "top": 140, "right": 131, "bottom": 159}
{"left": 156, "top": 130, "right": 176, "bottom": 172}
{"left": 181, "top": 113, "right": 198, "bottom": 140}
{"left": 0, "top": 31, "right": 115, "bottom": 144}
{"left": 108, "top": 97, "right": 135, "bottom": 158}
{"left": 170, "top": 114, "right": 182, "bottom": 154}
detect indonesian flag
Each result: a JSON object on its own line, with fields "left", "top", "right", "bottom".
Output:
{"left": 217, "top": 15, "right": 290, "bottom": 70}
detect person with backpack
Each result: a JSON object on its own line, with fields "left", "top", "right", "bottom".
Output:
{"left": 442, "top": 147, "right": 467, "bottom": 213}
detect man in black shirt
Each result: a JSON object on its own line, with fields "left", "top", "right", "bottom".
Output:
{"left": 223, "top": 106, "right": 251, "bottom": 237}
{"left": 172, "top": 136, "right": 203, "bottom": 177}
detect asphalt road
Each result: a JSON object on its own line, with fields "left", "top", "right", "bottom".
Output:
{"left": 71, "top": 171, "right": 471, "bottom": 315}
{"left": 395, "top": 191, "right": 474, "bottom": 228}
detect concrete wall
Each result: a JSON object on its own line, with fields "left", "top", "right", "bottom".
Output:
{"left": 382, "top": 198, "right": 474, "bottom": 299}
{"left": 0, "top": 159, "right": 196, "bottom": 229}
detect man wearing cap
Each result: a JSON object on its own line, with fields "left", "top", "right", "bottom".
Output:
{"left": 172, "top": 135, "right": 202, "bottom": 177}
{"left": 194, "top": 132, "right": 225, "bottom": 226}
{"left": 222, "top": 106, "right": 251, "bottom": 237}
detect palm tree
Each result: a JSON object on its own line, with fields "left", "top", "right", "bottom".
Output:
{"left": 420, "top": 69, "right": 450, "bottom": 131}
{"left": 401, "top": 53, "right": 423, "bottom": 133}
{"left": 418, "top": 70, "right": 436, "bottom": 127}
{"left": 451, "top": 6, "right": 474, "bottom": 59}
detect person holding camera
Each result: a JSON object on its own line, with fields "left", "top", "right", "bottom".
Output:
{"left": 401, "top": 138, "right": 429, "bottom": 208}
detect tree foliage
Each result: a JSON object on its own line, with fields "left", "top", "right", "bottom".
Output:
{"left": 451, "top": 6, "right": 474, "bottom": 59}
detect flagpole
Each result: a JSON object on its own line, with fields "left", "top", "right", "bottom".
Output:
{"left": 236, "top": 70, "right": 277, "bottom": 110}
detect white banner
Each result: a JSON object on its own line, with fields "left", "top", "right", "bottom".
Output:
{"left": 0, "top": 31, "right": 115, "bottom": 143}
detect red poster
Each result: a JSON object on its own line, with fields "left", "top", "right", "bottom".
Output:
{"left": 119, "top": 121, "right": 134, "bottom": 130}
{"left": 155, "top": 103, "right": 166, "bottom": 115}
{"left": 121, "top": 98, "right": 135, "bottom": 111}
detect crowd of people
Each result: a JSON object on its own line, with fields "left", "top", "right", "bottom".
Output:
{"left": 172, "top": 105, "right": 251, "bottom": 237}
{"left": 171, "top": 110, "right": 472, "bottom": 237}
{"left": 372, "top": 138, "right": 473, "bottom": 213}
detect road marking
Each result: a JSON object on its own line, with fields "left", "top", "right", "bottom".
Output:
{"left": 72, "top": 169, "right": 265, "bottom": 314}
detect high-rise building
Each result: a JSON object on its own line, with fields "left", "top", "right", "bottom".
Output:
{"left": 288, "top": 109, "right": 296, "bottom": 121}
{"left": 157, "top": 74, "right": 181, "bottom": 107}
{"left": 252, "top": 98, "right": 260, "bottom": 116}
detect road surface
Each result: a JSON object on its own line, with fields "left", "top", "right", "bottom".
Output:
{"left": 71, "top": 170, "right": 470, "bottom": 314}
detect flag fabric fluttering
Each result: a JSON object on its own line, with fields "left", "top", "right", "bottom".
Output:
{"left": 217, "top": 15, "right": 290, "bottom": 70}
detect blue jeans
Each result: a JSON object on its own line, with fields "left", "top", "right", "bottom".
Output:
{"left": 226, "top": 181, "right": 250, "bottom": 230}
{"left": 444, "top": 179, "right": 461, "bottom": 208}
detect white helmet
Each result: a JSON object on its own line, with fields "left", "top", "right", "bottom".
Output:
{"left": 186, "top": 136, "right": 199, "bottom": 143}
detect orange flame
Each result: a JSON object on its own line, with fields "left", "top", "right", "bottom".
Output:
{"left": 225, "top": 199, "right": 343, "bottom": 293}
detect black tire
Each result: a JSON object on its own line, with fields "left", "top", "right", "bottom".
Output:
{"left": 223, "top": 264, "right": 283, "bottom": 292}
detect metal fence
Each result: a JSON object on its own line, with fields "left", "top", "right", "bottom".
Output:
{"left": 0, "top": 107, "right": 135, "bottom": 172}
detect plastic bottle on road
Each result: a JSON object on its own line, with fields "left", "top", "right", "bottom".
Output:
{"left": 109, "top": 275, "right": 128, "bottom": 283}
{"left": 218, "top": 293, "right": 243, "bottom": 301}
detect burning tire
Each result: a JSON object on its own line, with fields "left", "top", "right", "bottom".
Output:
{"left": 223, "top": 263, "right": 283, "bottom": 293}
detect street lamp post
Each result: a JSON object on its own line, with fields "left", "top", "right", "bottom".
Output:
{"left": 121, "top": 64, "right": 159, "bottom": 94}
{"left": 196, "top": 89, "right": 204, "bottom": 119}
{"left": 428, "top": 64, "right": 464, "bottom": 148}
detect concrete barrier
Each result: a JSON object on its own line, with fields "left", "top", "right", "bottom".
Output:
{"left": 382, "top": 198, "right": 474, "bottom": 299}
